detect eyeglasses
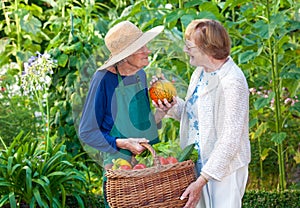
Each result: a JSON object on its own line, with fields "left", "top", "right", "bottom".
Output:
{"left": 184, "top": 40, "right": 198, "bottom": 50}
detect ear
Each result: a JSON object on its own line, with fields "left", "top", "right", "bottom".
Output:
{"left": 207, "top": 54, "right": 216, "bottom": 64}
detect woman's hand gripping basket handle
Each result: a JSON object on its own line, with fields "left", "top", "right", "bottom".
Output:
{"left": 139, "top": 142, "right": 161, "bottom": 166}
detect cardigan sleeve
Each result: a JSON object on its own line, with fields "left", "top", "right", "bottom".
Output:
{"left": 201, "top": 69, "right": 249, "bottom": 181}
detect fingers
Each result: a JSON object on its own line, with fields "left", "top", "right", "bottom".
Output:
{"left": 150, "top": 76, "right": 159, "bottom": 85}
{"left": 162, "top": 98, "right": 172, "bottom": 108}
{"left": 127, "top": 138, "right": 149, "bottom": 155}
{"left": 156, "top": 99, "right": 172, "bottom": 112}
{"left": 137, "top": 138, "right": 149, "bottom": 143}
{"left": 149, "top": 74, "right": 166, "bottom": 85}
{"left": 180, "top": 188, "right": 193, "bottom": 208}
{"left": 180, "top": 188, "right": 189, "bottom": 201}
{"left": 152, "top": 100, "right": 159, "bottom": 108}
{"left": 171, "top": 96, "right": 177, "bottom": 105}
{"left": 134, "top": 145, "right": 145, "bottom": 155}
{"left": 180, "top": 182, "right": 202, "bottom": 208}
{"left": 183, "top": 197, "right": 196, "bottom": 208}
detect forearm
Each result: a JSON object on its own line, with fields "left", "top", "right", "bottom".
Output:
{"left": 166, "top": 96, "right": 184, "bottom": 121}
{"left": 154, "top": 108, "right": 167, "bottom": 123}
{"left": 79, "top": 126, "right": 118, "bottom": 154}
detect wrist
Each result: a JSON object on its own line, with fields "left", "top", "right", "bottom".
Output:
{"left": 116, "top": 138, "right": 126, "bottom": 149}
{"left": 156, "top": 108, "right": 167, "bottom": 115}
{"left": 200, "top": 174, "right": 209, "bottom": 183}
{"left": 154, "top": 109, "right": 167, "bottom": 122}
{"left": 195, "top": 174, "right": 209, "bottom": 187}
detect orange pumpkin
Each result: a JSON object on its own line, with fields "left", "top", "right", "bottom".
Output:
{"left": 149, "top": 79, "right": 177, "bottom": 103}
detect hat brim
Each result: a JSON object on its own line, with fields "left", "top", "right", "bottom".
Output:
{"left": 98, "top": 25, "right": 164, "bottom": 70}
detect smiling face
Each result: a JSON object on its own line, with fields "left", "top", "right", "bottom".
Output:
{"left": 184, "top": 19, "right": 232, "bottom": 72}
{"left": 111, "top": 45, "right": 152, "bottom": 76}
{"left": 126, "top": 46, "right": 151, "bottom": 69}
{"left": 183, "top": 39, "right": 209, "bottom": 67}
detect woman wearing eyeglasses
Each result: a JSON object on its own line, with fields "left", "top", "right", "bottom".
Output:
{"left": 151, "top": 19, "right": 251, "bottom": 208}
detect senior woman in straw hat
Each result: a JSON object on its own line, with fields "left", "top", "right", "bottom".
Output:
{"left": 79, "top": 21, "right": 174, "bottom": 207}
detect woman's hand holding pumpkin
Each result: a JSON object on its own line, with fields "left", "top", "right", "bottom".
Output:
{"left": 153, "top": 97, "right": 176, "bottom": 123}
{"left": 150, "top": 74, "right": 177, "bottom": 116}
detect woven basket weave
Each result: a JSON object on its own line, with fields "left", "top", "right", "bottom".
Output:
{"left": 105, "top": 143, "right": 196, "bottom": 208}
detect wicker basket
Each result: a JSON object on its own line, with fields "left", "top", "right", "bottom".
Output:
{"left": 105, "top": 143, "right": 196, "bottom": 208}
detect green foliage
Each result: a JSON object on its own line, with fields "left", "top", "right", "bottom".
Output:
{"left": 242, "top": 190, "right": 300, "bottom": 208}
{"left": 226, "top": 0, "right": 300, "bottom": 191}
{"left": 0, "top": 66, "right": 42, "bottom": 147}
{"left": 43, "top": 1, "right": 109, "bottom": 157}
{"left": 178, "top": 143, "right": 196, "bottom": 162}
{"left": 0, "top": 0, "right": 46, "bottom": 70}
{"left": 0, "top": 132, "right": 87, "bottom": 207}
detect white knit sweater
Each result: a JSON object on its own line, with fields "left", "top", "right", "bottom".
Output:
{"left": 168, "top": 57, "right": 251, "bottom": 181}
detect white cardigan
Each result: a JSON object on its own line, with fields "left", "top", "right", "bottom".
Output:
{"left": 168, "top": 57, "right": 251, "bottom": 181}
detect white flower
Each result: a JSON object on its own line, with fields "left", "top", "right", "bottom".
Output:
{"left": 34, "top": 111, "right": 42, "bottom": 117}
{"left": 165, "top": 4, "right": 172, "bottom": 9}
{"left": 43, "top": 53, "right": 50, "bottom": 59}
{"left": 23, "top": 63, "right": 29, "bottom": 75}
{"left": 45, "top": 76, "right": 51, "bottom": 86}
{"left": 22, "top": 52, "right": 57, "bottom": 92}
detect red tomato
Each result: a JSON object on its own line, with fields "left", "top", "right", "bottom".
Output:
{"left": 167, "top": 156, "right": 178, "bottom": 164}
{"left": 159, "top": 156, "right": 169, "bottom": 165}
{"left": 119, "top": 165, "right": 132, "bottom": 170}
{"left": 133, "top": 163, "right": 147, "bottom": 169}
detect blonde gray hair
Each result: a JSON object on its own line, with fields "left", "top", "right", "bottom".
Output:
{"left": 185, "top": 19, "right": 231, "bottom": 60}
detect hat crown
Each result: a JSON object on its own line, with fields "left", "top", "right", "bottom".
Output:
{"left": 105, "top": 21, "right": 143, "bottom": 56}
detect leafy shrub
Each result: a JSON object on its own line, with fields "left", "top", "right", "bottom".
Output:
{"left": 0, "top": 132, "right": 87, "bottom": 208}
{"left": 0, "top": 65, "right": 42, "bottom": 147}
{"left": 242, "top": 190, "right": 300, "bottom": 208}
{"left": 65, "top": 195, "right": 105, "bottom": 208}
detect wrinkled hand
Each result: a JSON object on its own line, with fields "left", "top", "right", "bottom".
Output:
{"left": 116, "top": 138, "right": 149, "bottom": 155}
{"left": 149, "top": 74, "right": 166, "bottom": 86}
{"left": 152, "top": 97, "right": 177, "bottom": 124}
{"left": 150, "top": 74, "right": 177, "bottom": 121}
{"left": 180, "top": 177, "right": 207, "bottom": 208}
{"left": 152, "top": 97, "right": 177, "bottom": 113}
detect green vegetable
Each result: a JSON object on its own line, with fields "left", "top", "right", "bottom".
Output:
{"left": 178, "top": 143, "right": 195, "bottom": 162}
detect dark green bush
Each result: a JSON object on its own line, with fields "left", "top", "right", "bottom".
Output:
{"left": 65, "top": 195, "right": 104, "bottom": 208}
{"left": 243, "top": 190, "right": 300, "bottom": 208}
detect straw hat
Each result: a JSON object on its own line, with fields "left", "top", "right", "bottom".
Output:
{"left": 98, "top": 21, "right": 164, "bottom": 70}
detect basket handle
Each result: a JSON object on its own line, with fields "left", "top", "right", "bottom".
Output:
{"left": 140, "top": 142, "right": 160, "bottom": 166}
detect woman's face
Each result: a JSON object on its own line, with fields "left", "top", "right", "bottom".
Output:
{"left": 126, "top": 46, "right": 151, "bottom": 69}
{"left": 183, "top": 39, "right": 209, "bottom": 67}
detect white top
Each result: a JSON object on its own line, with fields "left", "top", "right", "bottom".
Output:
{"left": 168, "top": 57, "right": 251, "bottom": 181}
